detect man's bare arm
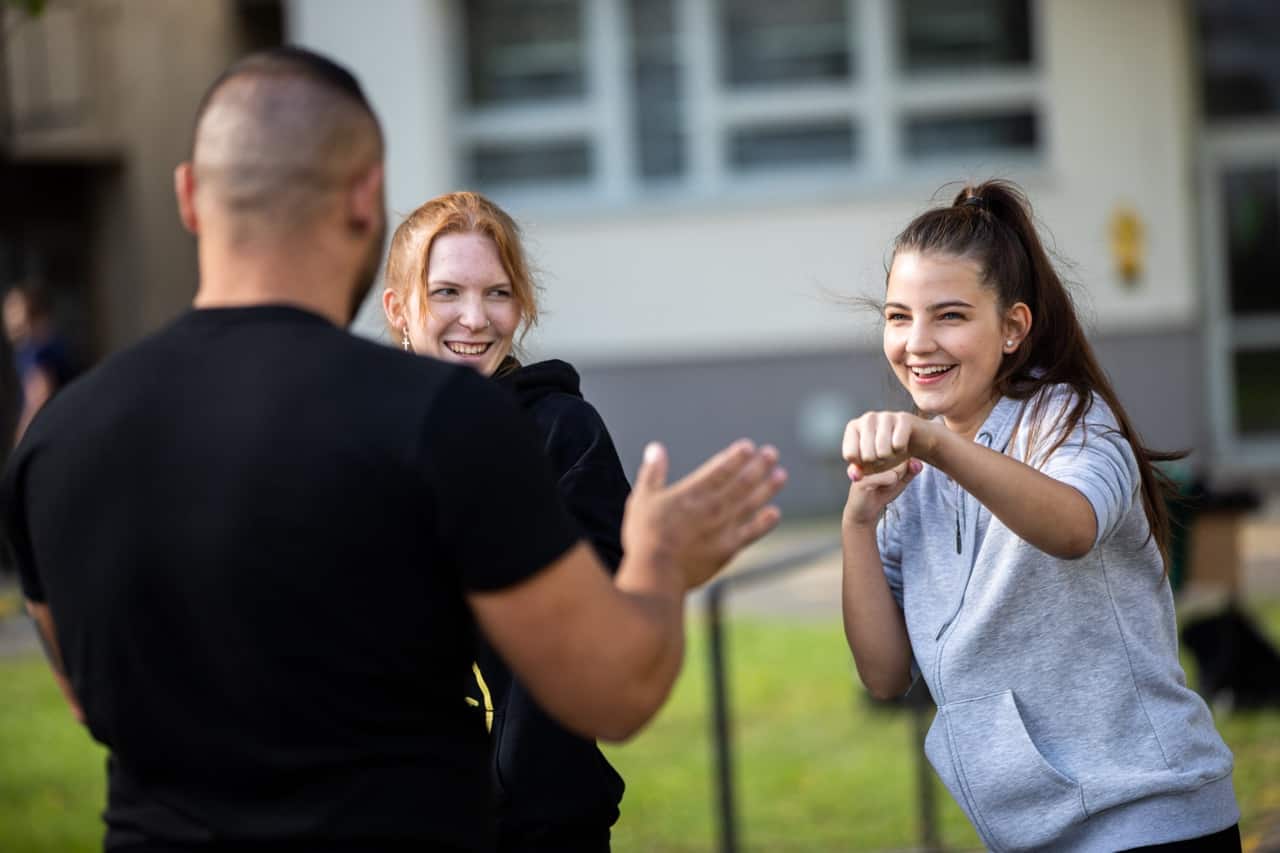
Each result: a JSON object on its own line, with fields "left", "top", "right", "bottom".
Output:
{"left": 469, "top": 441, "right": 786, "bottom": 741}
{"left": 26, "top": 601, "right": 85, "bottom": 724}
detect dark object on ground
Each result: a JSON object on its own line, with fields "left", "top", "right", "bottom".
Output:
{"left": 1164, "top": 473, "right": 1261, "bottom": 593}
{"left": 1181, "top": 606, "right": 1280, "bottom": 710}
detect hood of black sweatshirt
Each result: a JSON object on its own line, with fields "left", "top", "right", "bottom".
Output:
{"left": 495, "top": 358, "right": 582, "bottom": 409}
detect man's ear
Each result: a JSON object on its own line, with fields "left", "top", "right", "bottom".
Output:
{"left": 174, "top": 162, "right": 199, "bottom": 235}
{"left": 347, "top": 162, "right": 385, "bottom": 237}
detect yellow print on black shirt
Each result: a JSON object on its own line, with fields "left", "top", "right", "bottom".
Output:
{"left": 465, "top": 662, "right": 494, "bottom": 732}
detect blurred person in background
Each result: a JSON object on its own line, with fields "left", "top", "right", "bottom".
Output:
{"left": 3, "top": 282, "right": 76, "bottom": 441}
{"left": 0, "top": 47, "right": 785, "bottom": 852}
{"left": 384, "top": 191, "right": 630, "bottom": 853}
{"left": 0, "top": 326, "right": 21, "bottom": 578}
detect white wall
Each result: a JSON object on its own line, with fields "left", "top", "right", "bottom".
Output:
{"left": 288, "top": 0, "right": 458, "bottom": 340}
{"left": 291, "top": 0, "right": 1198, "bottom": 363}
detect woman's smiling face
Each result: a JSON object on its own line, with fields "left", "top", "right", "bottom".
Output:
{"left": 883, "top": 251, "right": 1025, "bottom": 439}
{"left": 405, "top": 230, "right": 521, "bottom": 377}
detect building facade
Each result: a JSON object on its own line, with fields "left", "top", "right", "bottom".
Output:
{"left": 1, "top": 0, "right": 282, "bottom": 357}
{"left": 5, "top": 1, "right": 1275, "bottom": 514}
{"left": 293, "top": 0, "right": 1280, "bottom": 512}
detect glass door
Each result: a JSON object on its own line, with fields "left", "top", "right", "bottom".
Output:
{"left": 1200, "top": 133, "right": 1280, "bottom": 468}
{"left": 1196, "top": 0, "right": 1280, "bottom": 470}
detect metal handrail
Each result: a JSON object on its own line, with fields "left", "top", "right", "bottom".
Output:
{"left": 701, "top": 535, "right": 940, "bottom": 853}
{"left": 702, "top": 537, "right": 841, "bottom": 853}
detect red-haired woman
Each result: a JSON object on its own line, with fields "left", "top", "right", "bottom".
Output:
{"left": 383, "top": 191, "right": 628, "bottom": 852}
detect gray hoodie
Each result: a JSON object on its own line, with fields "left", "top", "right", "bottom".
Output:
{"left": 878, "top": 387, "right": 1237, "bottom": 851}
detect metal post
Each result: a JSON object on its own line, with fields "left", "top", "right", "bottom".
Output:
{"left": 912, "top": 702, "right": 940, "bottom": 850}
{"left": 700, "top": 539, "right": 838, "bottom": 852}
{"left": 706, "top": 583, "right": 738, "bottom": 853}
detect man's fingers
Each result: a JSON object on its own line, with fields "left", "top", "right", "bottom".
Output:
{"left": 633, "top": 441, "right": 669, "bottom": 494}
{"left": 730, "top": 458, "right": 788, "bottom": 527}
{"left": 676, "top": 439, "right": 754, "bottom": 498}
{"left": 733, "top": 505, "right": 783, "bottom": 552}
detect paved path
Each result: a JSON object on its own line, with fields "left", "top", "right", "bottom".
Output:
{"left": 0, "top": 576, "right": 38, "bottom": 657}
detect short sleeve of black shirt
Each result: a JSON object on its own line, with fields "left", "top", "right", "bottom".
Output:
{"left": 423, "top": 368, "right": 583, "bottom": 592}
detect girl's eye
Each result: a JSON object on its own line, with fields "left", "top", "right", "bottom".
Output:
{"left": 940, "top": 311, "right": 965, "bottom": 321}
{"left": 429, "top": 287, "right": 458, "bottom": 299}
{"left": 886, "top": 312, "right": 909, "bottom": 322}
{"left": 488, "top": 289, "right": 513, "bottom": 299}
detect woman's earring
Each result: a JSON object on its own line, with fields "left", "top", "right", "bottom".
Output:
{"left": 401, "top": 328, "right": 412, "bottom": 352}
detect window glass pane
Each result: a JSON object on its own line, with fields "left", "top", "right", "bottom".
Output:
{"left": 903, "top": 111, "right": 1037, "bottom": 159}
{"left": 467, "top": 140, "right": 592, "bottom": 186}
{"left": 728, "top": 121, "right": 857, "bottom": 171}
{"left": 1197, "top": 0, "right": 1280, "bottom": 119}
{"left": 1222, "top": 166, "right": 1280, "bottom": 316}
{"left": 900, "top": 0, "right": 1032, "bottom": 72}
{"left": 721, "top": 0, "right": 851, "bottom": 88}
{"left": 465, "top": 0, "right": 584, "bottom": 105}
{"left": 630, "top": 0, "right": 685, "bottom": 179}
{"left": 1234, "top": 349, "right": 1280, "bottom": 435}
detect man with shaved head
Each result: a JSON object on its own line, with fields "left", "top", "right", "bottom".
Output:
{"left": 1, "top": 48, "right": 785, "bottom": 851}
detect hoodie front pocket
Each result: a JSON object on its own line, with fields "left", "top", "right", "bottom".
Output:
{"left": 928, "top": 689, "right": 1086, "bottom": 852}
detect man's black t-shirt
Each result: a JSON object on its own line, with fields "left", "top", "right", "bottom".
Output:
{"left": 0, "top": 306, "right": 581, "bottom": 850}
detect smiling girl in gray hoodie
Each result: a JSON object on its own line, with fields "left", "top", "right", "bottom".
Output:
{"left": 840, "top": 181, "right": 1239, "bottom": 852}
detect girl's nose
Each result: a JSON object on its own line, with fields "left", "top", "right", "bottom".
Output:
{"left": 904, "top": 321, "right": 934, "bottom": 353}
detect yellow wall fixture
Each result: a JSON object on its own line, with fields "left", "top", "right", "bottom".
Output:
{"left": 1110, "top": 206, "right": 1145, "bottom": 286}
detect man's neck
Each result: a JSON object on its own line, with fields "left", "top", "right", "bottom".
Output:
{"left": 193, "top": 234, "right": 355, "bottom": 327}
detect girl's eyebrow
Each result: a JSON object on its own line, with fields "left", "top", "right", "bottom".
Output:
{"left": 883, "top": 300, "right": 974, "bottom": 312}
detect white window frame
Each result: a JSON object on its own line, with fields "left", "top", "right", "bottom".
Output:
{"left": 452, "top": 0, "right": 1045, "bottom": 211}
{"left": 1198, "top": 123, "right": 1280, "bottom": 474}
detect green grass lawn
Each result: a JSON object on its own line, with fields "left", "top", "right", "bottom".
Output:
{"left": 605, "top": 603, "right": 1280, "bottom": 853}
{"left": 1, "top": 654, "right": 106, "bottom": 851}
{"left": 1, "top": 603, "right": 1278, "bottom": 852}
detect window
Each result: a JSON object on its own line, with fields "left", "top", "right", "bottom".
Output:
{"left": 904, "top": 111, "right": 1038, "bottom": 160}
{"left": 455, "top": 0, "right": 1041, "bottom": 203}
{"left": 899, "top": 0, "right": 1032, "bottom": 71}
{"left": 729, "top": 120, "right": 858, "bottom": 171}
{"left": 630, "top": 0, "right": 684, "bottom": 179}
{"left": 721, "top": 0, "right": 852, "bottom": 87}
{"left": 1197, "top": 0, "right": 1280, "bottom": 119}
{"left": 464, "top": 0, "right": 586, "bottom": 104}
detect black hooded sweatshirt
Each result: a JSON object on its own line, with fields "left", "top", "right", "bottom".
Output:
{"left": 474, "top": 358, "right": 631, "bottom": 851}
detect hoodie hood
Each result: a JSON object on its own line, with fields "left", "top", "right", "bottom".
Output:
{"left": 495, "top": 358, "right": 583, "bottom": 409}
